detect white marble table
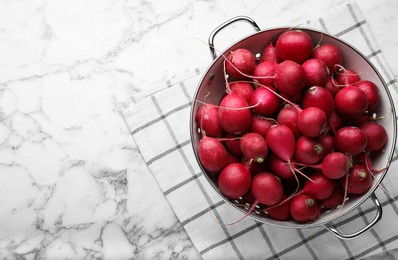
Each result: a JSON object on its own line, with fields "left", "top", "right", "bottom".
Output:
{"left": 0, "top": 0, "right": 397, "bottom": 259}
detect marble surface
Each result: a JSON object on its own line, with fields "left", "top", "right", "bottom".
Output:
{"left": 0, "top": 0, "right": 397, "bottom": 259}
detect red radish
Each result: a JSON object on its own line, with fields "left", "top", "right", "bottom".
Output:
{"left": 340, "top": 164, "right": 373, "bottom": 195}
{"left": 247, "top": 161, "right": 268, "bottom": 176}
{"left": 276, "top": 104, "right": 302, "bottom": 138}
{"left": 266, "top": 125, "right": 295, "bottom": 162}
{"left": 327, "top": 110, "right": 343, "bottom": 134}
{"left": 250, "top": 86, "right": 280, "bottom": 116}
{"left": 360, "top": 122, "right": 388, "bottom": 152}
{"left": 269, "top": 153, "right": 294, "bottom": 179}
{"left": 321, "top": 152, "right": 352, "bottom": 179}
{"left": 297, "top": 107, "right": 328, "bottom": 138}
{"left": 356, "top": 80, "right": 380, "bottom": 111}
{"left": 353, "top": 152, "right": 383, "bottom": 174}
{"left": 260, "top": 43, "right": 281, "bottom": 63}
{"left": 229, "top": 81, "right": 254, "bottom": 103}
{"left": 196, "top": 105, "right": 222, "bottom": 137}
{"left": 281, "top": 91, "right": 302, "bottom": 104}
{"left": 198, "top": 136, "right": 228, "bottom": 173}
{"left": 266, "top": 125, "right": 312, "bottom": 182}
{"left": 275, "top": 60, "right": 306, "bottom": 97}
{"left": 311, "top": 43, "right": 343, "bottom": 73}
{"left": 335, "top": 126, "right": 367, "bottom": 155}
{"left": 301, "top": 172, "right": 335, "bottom": 200}
{"left": 320, "top": 184, "right": 345, "bottom": 209}
{"left": 218, "top": 93, "right": 252, "bottom": 134}
{"left": 225, "top": 134, "right": 242, "bottom": 156}
{"left": 336, "top": 68, "right": 361, "bottom": 86}
{"left": 251, "top": 172, "right": 284, "bottom": 206}
{"left": 294, "top": 136, "right": 325, "bottom": 165}
{"left": 218, "top": 163, "right": 251, "bottom": 199}
{"left": 226, "top": 48, "right": 256, "bottom": 79}
{"left": 266, "top": 195, "right": 291, "bottom": 220}
{"left": 226, "top": 152, "right": 240, "bottom": 164}
{"left": 240, "top": 133, "right": 268, "bottom": 163}
{"left": 253, "top": 61, "right": 277, "bottom": 87}
{"left": 325, "top": 76, "right": 341, "bottom": 97}
{"left": 335, "top": 86, "right": 368, "bottom": 117}
{"left": 250, "top": 115, "right": 275, "bottom": 138}
{"left": 302, "top": 86, "right": 335, "bottom": 118}
{"left": 230, "top": 171, "right": 285, "bottom": 225}
{"left": 275, "top": 30, "right": 313, "bottom": 64}
{"left": 320, "top": 134, "right": 334, "bottom": 156}
{"left": 302, "top": 59, "right": 329, "bottom": 88}
{"left": 290, "top": 194, "right": 320, "bottom": 223}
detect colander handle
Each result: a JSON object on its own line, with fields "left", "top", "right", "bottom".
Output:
{"left": 323, "top": 194, "right": 382, "bottom": 240}
{"left": 208, "top": 16, "right": 261, "bottom": 60}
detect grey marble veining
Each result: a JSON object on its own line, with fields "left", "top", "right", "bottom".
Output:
{"left": 1, "top": 0, "right": 398, "bottom": 259}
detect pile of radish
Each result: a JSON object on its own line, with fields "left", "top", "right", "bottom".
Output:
{"left": 195, "top": 29, "right": 389, "bottom": 224}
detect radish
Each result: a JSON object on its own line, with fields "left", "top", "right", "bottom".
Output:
{"left": 250, "top": 86, "right": 280, "bottom": 116}
{"left": 266, "top": 125, "right": 295, "bottom": 162}
{"left": 290, "top": 194, "right": 320, "bottom": 223}
{"left": 320, "top": 184, "right": 345, "bottom": 209}
{"left": 275, "top": 60, "right": 306, "bottom": 97}
{"left": 321, "top": 152, "right": 352, "bottom": 179}
{"left": 253, "top": 61, "right": 277, "bottom": 87}
{"left": 311, "top": 43, "right": 343, "bottom": 73}
{"left": 294, "top": 136, "right": 325, "bottom": 165}
{"left": 218, "top": 163, "right": 251, "bottom": 199}
{"left": 320, "top": 134, "right": 334, "bottom": 156}
{"left": 260, "top": 43, "right": 281, "bottom": 63}
{"left": 269, "top": 153, "right": 294, "bottom": 179}
{"left": 247, "top": 161, "right": 268, "bottom": 176}
{"left": 226, "top": 152, "right": 240, "bottom": 164}
{"left": 229, "top": 81, "right": 254, "bottom": 103}
{"left": 225, "top": 134, "right": 243, "bottom": 157}
{"left": 335, "top": 126, "right": 367, "bottom": 155}
{"left": 230, "top": 172, "right": 284, "bottom": 225}
{"left": 251, "top": 172, "right": 284, "bottom": 206}
{"left": 276, "top": 104, "right": 302, "bottom": 138}
{"left": 275, "top": 30, "right": 313, "bottom": 64}
{"left": 266, "top": 195, "right": 291, "bottom": 221}
{"left": 198, "top": 136, "right": 228, "bottom": 173}
{"left": 300, "top": 172, "right": 335, "bottom": 200}
{"left": 281, "top": 91, "right": 302, "bottom": 104}
{"left": 297, "top": 107, "right": 328, "bottom": 138}
{"left": 218, "top": 93, "right": 252, "bottom": 134}
{"left": 355, "top": 80, "right": 380, "bottom": 111}
{"left": 327, "top": 110, "right": 343, "bottom": 134}
{"left": 301, "top": 58, "right": 329, "bottom": 88}
{"left": 240, "top": 133, "right": 268, "bottom": 163}
{"left": 294, "top": 151, "right": 351, "bottom": 180}
{"left": 360, "top": 122, "right": 388, "bottom": 152}
{"left": 226, "top": 48, "right": 256, "bottom": 79}
{"left": 266, "top": 125, "right": 313, "bottom": 183}
{"left": 340, "top": 164, "right": 373, "bottom": 195}
{"left": 250, "top": 115, "right": 275, "bottom": 138}
{"left": 325, "top": 76, "right": 341, "bottom": 97}
{"left": 335, "top": 86, "right": 368, "bottom": 117}
{"left": 336, "top": 68, "right": 361, "bottom": 86}
{"left": 196, "top": 105, "right": 222, "bottom": 137}
{"left": 302, "top": 86, "right": 335, "bottom": 118}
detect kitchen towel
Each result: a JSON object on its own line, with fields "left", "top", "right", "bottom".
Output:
{"left": 123, "top": 1, "right": 398, "bottom": 259}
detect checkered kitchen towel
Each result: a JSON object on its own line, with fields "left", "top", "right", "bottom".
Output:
{"left": 123, "top": 1, "right": 398, "bottom": 259}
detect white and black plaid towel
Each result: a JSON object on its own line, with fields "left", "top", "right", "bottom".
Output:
{"left": 123, "top": 1, "right": 398, "bottom": 259}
